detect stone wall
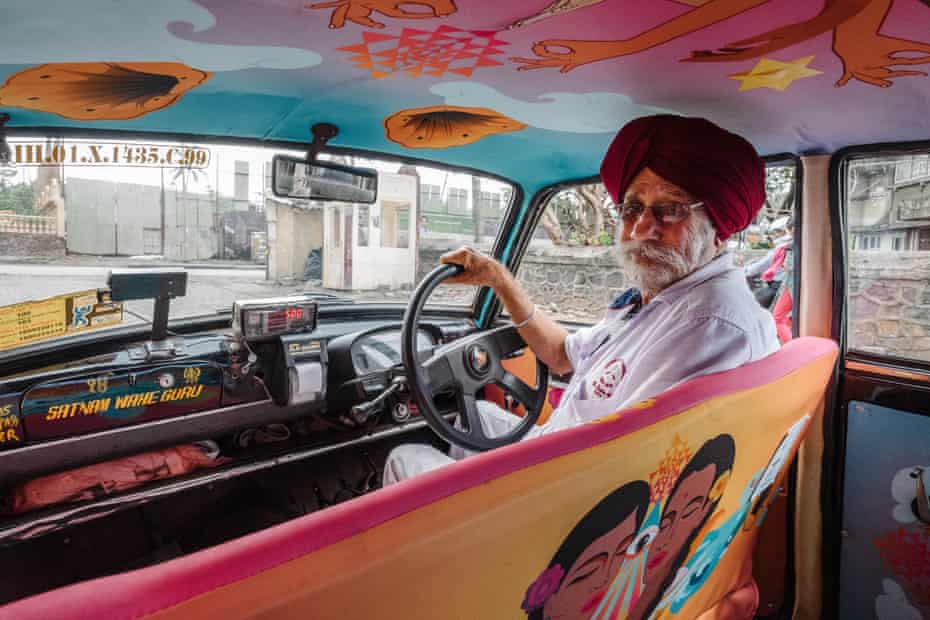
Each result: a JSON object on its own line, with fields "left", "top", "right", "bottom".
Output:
{"left": 848, "top": 252, "right": 930, "bottom": 360}
{"left": 417, "top": 244, "right": 771, "bottom": 322}
{"left": 415, "top": 245, "right": 930, "bottom": 360}
{"left": 0, "top": 233, "right": 65, "bottom": 258}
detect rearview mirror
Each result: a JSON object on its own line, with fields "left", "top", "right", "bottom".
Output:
{"left": 271, "top": 155, "right": 377, "bottom": 204}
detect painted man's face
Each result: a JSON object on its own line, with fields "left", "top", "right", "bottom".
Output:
{"left": 543, "top": 511, "right": 640, "bottom": 619}
{"left": 643, "top": 464, "right": 716, "bottom": 587}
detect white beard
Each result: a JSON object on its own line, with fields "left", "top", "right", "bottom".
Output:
{"left": 617, "top": 213, "right": 718, "bottom": 299}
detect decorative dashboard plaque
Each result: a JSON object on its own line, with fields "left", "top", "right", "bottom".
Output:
{"left": 0, "top": 289, "right": 123, "bottom": 352}
{"left": 0, "top": 393, "right": 23, "bottom": 449}
{"left": 21, "top": 363, "right": 222, "bottom": 440}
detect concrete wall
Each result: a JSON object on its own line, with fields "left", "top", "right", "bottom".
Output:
{"left": 349, "top": 174, "right": 418, "bottom": 290}
{"left": 318, "top": 173, "right": 418, "bottom": 290}
{"left": 65, "top": 178, "right": 218, "bottom": 260}
{"left": 0, "top": 233, "right": 65, "bottom": 257}
{"left": 266, "top": 201, "right": 323, "bottom": 283}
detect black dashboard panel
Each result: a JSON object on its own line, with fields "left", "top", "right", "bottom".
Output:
{"left": 0, "top": 313, "right": 474, "bottom": 485}
{"left": 351, "top": 329, "right": 434, "bottom": 375}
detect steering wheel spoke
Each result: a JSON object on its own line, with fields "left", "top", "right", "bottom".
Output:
{"left": 489, "top": 325, "right": 528, "bottom": 358}
{"left": 499, "top": 371, "right": 538, "bottom": 411}
{"left": 458, "top": 393, "right": 484, "bottom": 438}
{"left": 423, "top": 354, "right": 456, "bottom": 395}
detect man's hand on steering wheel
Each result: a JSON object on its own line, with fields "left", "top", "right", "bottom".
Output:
{"left": 438, "top": 246, "right": 508, "bottom": 288}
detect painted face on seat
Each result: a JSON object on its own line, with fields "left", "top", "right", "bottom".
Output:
{"left": 543, "top": 509, "right": 640, "bottom": 619}
{"left": 646, "top": 464, "right": 716, "bottom": 586}
{"left": 522, "top": 480, "right": 649, "bottom": 620}
{"left": 628, "top": 434, "right": 735, "bottom": 620}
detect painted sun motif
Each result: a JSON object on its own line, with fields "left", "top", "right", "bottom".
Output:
{"left": 0, "top": 62, "right": 211, "bottom": 121}
{"left": 383, "top": 105, "right": 526, "bottom": 149}
{"left": 649, "top": 434, "right": 693, "bottom": 503}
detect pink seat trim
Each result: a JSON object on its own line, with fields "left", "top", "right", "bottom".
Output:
{"left": 0, "top": 337, "right": 837, "bottom": 620}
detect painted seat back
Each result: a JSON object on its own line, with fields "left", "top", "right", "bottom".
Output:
{"left": 0, "top": 337, "right": 838, "bottom": 620}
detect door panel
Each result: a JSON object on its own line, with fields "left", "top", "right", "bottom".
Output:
{"left": 837, "top": 373, "right": 930, "bottom": 619}
{"left": 834, "top": 149, "right": 930, "bottom": 619}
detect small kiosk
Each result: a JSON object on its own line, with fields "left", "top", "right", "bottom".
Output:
{"left": 323, "top": 172, "right": 418, "bottom": 291}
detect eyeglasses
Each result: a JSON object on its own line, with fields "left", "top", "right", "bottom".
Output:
{"left": 619, "top": 200, "right": 704, "bottom": 226}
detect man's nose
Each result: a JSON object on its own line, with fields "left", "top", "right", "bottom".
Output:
{"left": 631, "top": 206, "right": 662, "bottom": 241}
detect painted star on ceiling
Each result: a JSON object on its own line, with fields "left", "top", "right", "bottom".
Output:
{"left": 729, "top": 56, "right": 823, "bottom": 92}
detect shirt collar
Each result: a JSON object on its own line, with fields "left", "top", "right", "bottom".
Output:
{"left": 651, "top": 252, "right": 734, "bottom": 305}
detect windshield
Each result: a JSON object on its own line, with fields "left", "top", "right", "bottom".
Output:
{"left": 0, "top": 136, "right": 509, "bottom": 350}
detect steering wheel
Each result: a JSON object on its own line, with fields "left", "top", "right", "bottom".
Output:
{"left": 401, "top": 264, "right": 549, "bottom": 452}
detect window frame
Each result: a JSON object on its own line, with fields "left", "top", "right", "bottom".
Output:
{"left": 835, "top": 143, "right": 930, "bottom": 371}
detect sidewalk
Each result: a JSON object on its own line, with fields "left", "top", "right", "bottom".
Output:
{"left": 0, "top": 254, "right": 265, "bottom": 271}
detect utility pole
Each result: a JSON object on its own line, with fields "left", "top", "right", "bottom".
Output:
{"left": 471, "top": 175, "right": 482, "bottom": 242}
{"left": 160, "top": 166, "right": 166, "bottom": 255}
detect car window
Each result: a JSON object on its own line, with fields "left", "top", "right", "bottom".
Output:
{"left": 846, "top": 152, "right": 930, "bottom": 361}
{"left": 518, "top": 164, "right": 798, "bottom": 331}
{"left": 0, "top": 137, "right": 506, "bottom": 351}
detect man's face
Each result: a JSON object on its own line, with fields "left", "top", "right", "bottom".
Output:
{"left": 617, "top": 168, "right": 717, "bottom": 296}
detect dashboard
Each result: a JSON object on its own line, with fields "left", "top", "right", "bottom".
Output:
{"left": 0, "top": 309, "right": 475, "bottom": 486}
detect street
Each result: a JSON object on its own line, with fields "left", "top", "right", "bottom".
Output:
{"left": 0, "top": 259, "right": 474, "bottom": 333}
{"left": 0, "top": 261, "right": 297, "bottom": 326}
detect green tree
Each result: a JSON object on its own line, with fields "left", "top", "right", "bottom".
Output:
{"left": 0, "top": 181, "right": 35, "bottom": 214}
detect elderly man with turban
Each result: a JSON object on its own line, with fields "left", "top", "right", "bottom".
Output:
{"left": 383, "top": 115, "right": 779, "bottom": 485}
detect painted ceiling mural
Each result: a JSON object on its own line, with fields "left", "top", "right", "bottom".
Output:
{"left": 2, "top": 0, "right": 930, "bottom": 192}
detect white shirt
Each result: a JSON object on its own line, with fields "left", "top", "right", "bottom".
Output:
{"left": 533, "top": 252, "right": 779, "bottom": 436}
{"left": 384, "top": 253, "right": 781, "bottom": 484}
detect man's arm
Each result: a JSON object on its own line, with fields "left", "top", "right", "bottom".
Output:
{"left": 439, "top": 247, "right": 573, "bottom": 375}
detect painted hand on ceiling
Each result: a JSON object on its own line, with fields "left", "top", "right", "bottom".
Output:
{"left": 507, "top": 0, "right": 608, "bottom": 30}
{"left": 684, "top": 0, "right": 873, "bottom": 62}
{"left": 511, "top": 0, "right": 771, "bottom": 72}
{"left": 511, "top": 0, "right": 930, "bottom": 89}
{"left": 832, "top": 0, "right": 930, "bottom": 87}
{"left": 306, "top": 0, "right": 457, "bottom": 29}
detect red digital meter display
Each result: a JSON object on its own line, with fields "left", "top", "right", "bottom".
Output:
{"left": 232, "top": 298, "right": 318, "bottom": 341}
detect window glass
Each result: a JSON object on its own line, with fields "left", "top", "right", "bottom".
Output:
{"left": 517, "top": 165, "right": 798, "bottom": 333}
{"left": 0, "top": 137, "right": 509, "bottom": 351}
{"left": 846, "top": 153, "right": 930, "bottom": 360}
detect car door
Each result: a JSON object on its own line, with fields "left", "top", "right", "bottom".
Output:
{"left": 833, "top": 147, "right": 930, "bottom": 620}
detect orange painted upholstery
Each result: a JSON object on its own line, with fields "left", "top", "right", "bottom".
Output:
{"left": 0, "top": 338, "right": 837, "bottom": 620}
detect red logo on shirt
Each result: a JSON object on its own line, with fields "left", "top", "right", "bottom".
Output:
{"left": 591, "top": 358, "right": 625, "bottom": 399}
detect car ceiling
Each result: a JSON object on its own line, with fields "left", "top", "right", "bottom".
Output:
{"left": 3, "top": 0, "right": 930, "bottom": 195}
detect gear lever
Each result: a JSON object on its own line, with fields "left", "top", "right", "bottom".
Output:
{"left": 349, "top": 377, "right": 408, "bottom": 425}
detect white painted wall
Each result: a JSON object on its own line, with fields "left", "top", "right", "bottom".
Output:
{"left": 322, "top": 172, "right": 417, "bottom": 290}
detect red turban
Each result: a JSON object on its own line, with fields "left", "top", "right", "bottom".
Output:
{"left": 600, "top": 115, "right": 765, "bottom": 241}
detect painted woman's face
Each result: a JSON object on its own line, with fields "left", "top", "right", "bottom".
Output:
{"left": 644, "top": 464, "right": 716, "bottom": 587}
{"left": 543, "top": 511, "right": 640, "bottom": 619}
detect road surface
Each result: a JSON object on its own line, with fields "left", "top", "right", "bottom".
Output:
{"left": 0, "top": 263, "right": 295, "bottom": 325}
{"left": 0, "top": 261, "right": 474, "bottom": 331}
